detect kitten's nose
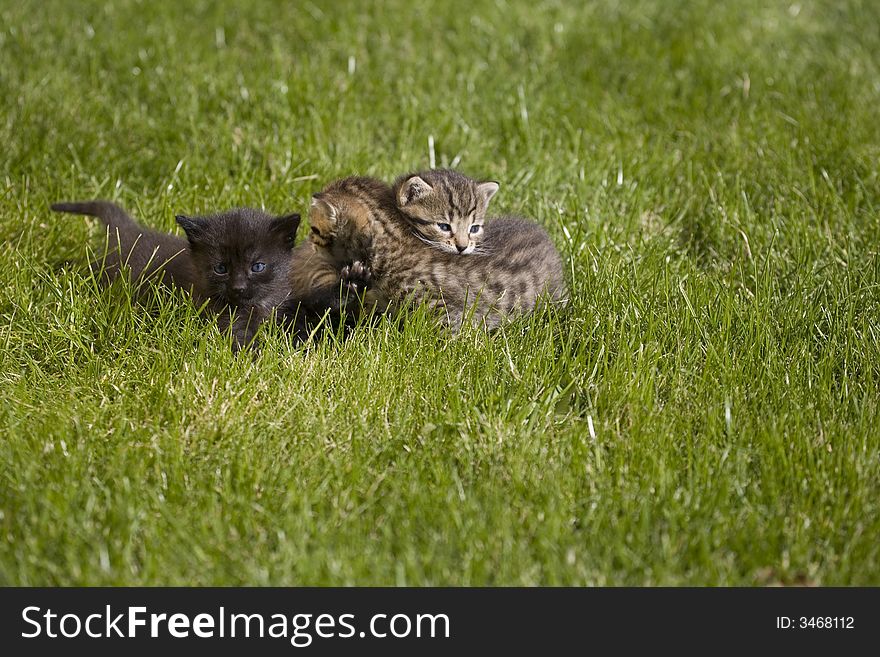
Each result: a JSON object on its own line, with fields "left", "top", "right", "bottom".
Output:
{"left": 230, "top": 281, "right": 248, "bottom": 299}
{"left": 456, "top": 244, "right": 467, "bottom": 253}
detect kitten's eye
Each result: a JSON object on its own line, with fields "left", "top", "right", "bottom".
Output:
{"left": 251, "top": 262, "right": 266, "bottom": 273}
{"left": 437, "top": 223, "right": 452, "bottom": 232}
{"left": 213, "top": 263, "right": 228, "bottom": 275}
{"left": 469, "top": 224, "right": 481, "bottom": 234}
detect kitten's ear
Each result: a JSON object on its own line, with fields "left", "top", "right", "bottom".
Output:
{"left": 397, "top": 175, "right": 433, "bottom": 207}
{"left": 176, "top": 215, "right": 208, "bottom": 243}
{"left": 477, "top": 181, "right": 500, "bottom": 204}
{"left": 309, "top": 194, "right": 338, "bottom": 232}
{"left": 273, "top": 212, "right": 301, "bottom": 246}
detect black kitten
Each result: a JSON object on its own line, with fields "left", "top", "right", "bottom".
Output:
{"left": 175, "top": 209, "right": 300, "bottom": 350}
{"left": 53, "top": 201, "right": 301, "bottom": 350}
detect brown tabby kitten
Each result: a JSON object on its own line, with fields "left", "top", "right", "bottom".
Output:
{"left": 285, "top": 176, "right": 567, "bottom": 331}
{"left": 392, "top": 169, "right": 499, "bottom": 254}
{"left": 52, "top": 201, "right": 300, "bottom": 350}
{"left": 278, "top": 194, "right": 377, "bottom": 341}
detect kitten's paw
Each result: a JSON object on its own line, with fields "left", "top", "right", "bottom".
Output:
{"left": 341, "top": 260, "right": 372, "bottom": 293}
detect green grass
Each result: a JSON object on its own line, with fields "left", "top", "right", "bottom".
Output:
{"left": 1, "top": 0, "right": 879, "bottom": 585}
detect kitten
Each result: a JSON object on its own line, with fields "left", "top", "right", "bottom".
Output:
{"left": 53, "top": 201, "right": 301, "bottom": 349}
{"left": 278, "top": 169, "right": 500, "bottom": 338}
{"left": 392, "top": 169, "right": 499, "bottom": 255}
{"left": 177, "top": 209, "right": 301, "bottom": 349}
{"left": 294, "top": 176, "right": 567, "bottom": 331}
{"left": 278, "top": 198, "right": 379, "bottom": 341}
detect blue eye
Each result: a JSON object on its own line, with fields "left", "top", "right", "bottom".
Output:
{"left": 213, "top": 263, "right": 228, "bottom": 274}
{"left": 437, "top": 223, "right": 452, "bottom": 232}
{"left": 470, "top": 224, "right": 481, "bottom": 234}
{"left": 251, "top": 262, "right": 266, "bottom": 273}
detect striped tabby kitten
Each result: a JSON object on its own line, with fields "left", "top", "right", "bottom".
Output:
{"left": 393, "top": 169, "right": 499, "bottom": 255}
{"left": 279, "top": 182, "right": 380, "bottom": 340}
{"left": 52, "top": 201, "right": 300, "bottom": 350}
{"left": 284, "top": 176, "right": 566, "bottom": 331}
{"left": 281, "top": 169, "right": 501, "bottom": 336}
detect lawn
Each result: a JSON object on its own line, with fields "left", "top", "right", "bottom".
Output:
{"left": 1, "top": 0, "right": 878, "bottom": 585}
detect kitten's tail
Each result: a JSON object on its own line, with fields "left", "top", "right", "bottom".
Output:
{"left": 51, "top": 200, "right": 140, "bottom": 239}
{"left": 51, "top": 200, "right": 156, "bottom": 278}
{"left": 52, "top": 201, "right": 139, "bottom": 235}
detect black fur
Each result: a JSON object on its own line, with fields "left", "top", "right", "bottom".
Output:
{"left": 51, "top": 201, "right": 195, "bottom": 289}
{"left": 53, "top": 201, "right": 301, "bottom": 350}
{"left": 174, "top": 208, "right": 300, "bottom": 350}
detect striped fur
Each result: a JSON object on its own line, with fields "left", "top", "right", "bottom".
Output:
{"left": 290, "top": 176, "right": 568, "bottom": 331}
{"left": 393, "top": 169, "right": 499, "bottom": 255}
